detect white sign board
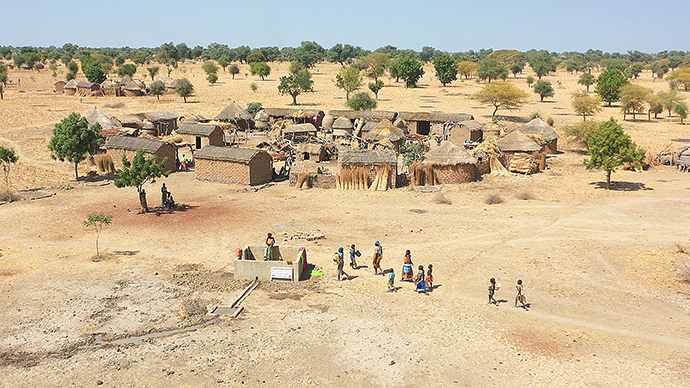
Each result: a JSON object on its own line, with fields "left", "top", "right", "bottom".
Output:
{"left": 271, "top": 267, "right": 293, "bottom": 281}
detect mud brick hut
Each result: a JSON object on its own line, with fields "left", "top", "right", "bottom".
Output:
{"left": 76, "top": 82, "right": 100, "bottom": 95}
{"left": 100, "top": 80, "right": 121, "bottom": 96}
{"left": 412, "top": 141, "right": 478, "bottom": 185}
{"left": 297, "top": 143, "right": 328, "bottom": 162}
{"left": 166, "top": 79, "right": 178, "bottom": 93}
{"left": 397, "top": 112, "right": 474, "bottom": 136}
{"left": 363, "top": 119, "right": 406, "bottom": 153}
{"left": 328, "top": 110, "right": 398, "bottom": 123}
{"left": 332, "top": 117, "right": 354, "bottom": 137}
{"left": 337, "top": 150, "right": 397, "bottom": 190}
{"left": 105, "top": 136, "right": 177, "bottom": 173}
{"left": 517, "top": 118, "right": 560, "bottom": 153}
{"left": 496, "top": 130, "right": 543, "bottom": 164}
{"left": 142, "top": 111, "right": 178, "bottom": 135}
{"left": 122, "top": 80, "right": 144, "bottom": 96}
{"left": 54, "top": 80, "right": 66, "bottom": 93}
{"left": 215, "top": 102, "right": 253, "bottom": 130}
{"left": 63, "top": 79, "right": 78, "bottom": 95}
{"left": 282, "top": 123, "right": 318, "bottom": 142}
{"left": 194, "top": 146, "right": 273, "bottom": 186}
{"left": 261, "top": 108, "right": 324, "bottom": 128}
{"left": 175, "top": 123, "right": 224, "bottom": 149}
{"left": 443, "top": 120, "right": 484, "bottom": 145}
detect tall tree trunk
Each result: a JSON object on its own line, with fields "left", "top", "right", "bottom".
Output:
{"left": 606, "top": 170, "right": 612, "bottom": 190}
{"left": 74, "top": 162, "right": 79, "bottom": 180}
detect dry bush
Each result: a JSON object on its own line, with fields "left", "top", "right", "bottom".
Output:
{"left": 103, "top": 102, "right": 125, "bottom": 109}
{"left": 547, "top": 117, "right": 555, "bottom": 127}
{"left": 516, "top": 190, "right": 534, "bottom": 200}
{"left": 432, "top": 192, "right": 452, "bottom": 205}
{"left": 677, "top": 244, "right": 687, "bottom": 254}
{"left": 485, "top": 193, "right": 504, "bottom": 205}
{"left": 679, "top": 261, "right": 690, "bottom": 284}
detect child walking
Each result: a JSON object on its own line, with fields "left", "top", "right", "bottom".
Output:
{"left": 488, "top": 278, "right": 497, "bottom": 305}
{"left": 387, "top": 268, "right": 396, "bottom": 292}
{"left": 415, "top": 265, "right": 427, "bottom": 293}
{"left": 334, "top": 247, "right": 349, "bottom": 281}
{"left": 514, "top": 279, "right": 526, "bottom": 308}
{"left": 349, "top": 244, "right": 359, "bottom": 270}
{"left": 426, "top": 264, "right": 434, "bottom": 290}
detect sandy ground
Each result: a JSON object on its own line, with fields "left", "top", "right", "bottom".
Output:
{"left": 1, "top": 61, "right": 690, "bottom": 387}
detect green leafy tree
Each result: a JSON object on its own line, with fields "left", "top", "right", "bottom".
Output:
{"left": 0, "top": 146, "right": 18, "bottom": 201}
{"left": 651, "top": 59, "right": 670, "bottom": 79}
{"left": 578, "top": 73, "right": 596, "bottom": 92}
{"left": 620, "top": 84, "right": 651, "bottom": 121}
{"left": 202, "top": 60, "right": 219, "bottom": 75}
{"left": 67, "top": 60, "right": 79, "bottom": 74}
{"left": 359, "top": 53, "right": 389, "bottom": 83}
{"left": 571, "top": 91, "right": 602, "bottom": 121}
{"left": 533, "top": 80, "right": 555, "bottom": 102}
{"left": 246, "top": 52, "right": 266, "bottom": 64}
{"left": 474, "top": 82, "right": 529, "bottom": 116}
{"left": 335, "top": 64, "right": 362, "bottom": 100}
{"left": 389, "top": 57, "right": 403, "bottom": 82}
{"left": 584, "top": 119, "right": 645, "bottom": 189}
{"left": 675, "top": 102, "right": 689, "bottom": 124}
{"left": 149, "top": 80, "right": 165, "bottom": 100}
{"left": 626, "top": 62, "right": 645, "bottom": 79}
{"left": 563, "top": 120, "right": 600, "bottom": 149}
{"left": 217, "top": 55, "right": 229, "bottom": 72}
{"left": 83, "top": 212, "right": 113, "bottom": 258}
{"left": 207, "top": 72, "right": 218, "bottom": 85}
{"left": 346, "top": 92, "right": 377, "bottom": 111}
{"left": 397, "top": 57, "right": 425, "bottom": 88}
{"left": 175, "top": 78, "right": 194, "bottom": 102}
{"left": 289, "top": 60, "right": 306, "bottom": 75}
{"left": 526, "top": 76, "right": 535, "bottom": 87}
{"left": 81, "top": 57, "right": 106, "bottom": 83}
{"left": 477, "top": 58, "right": 508, "bottom": 83}
{"left": 48, "top": 113, "right": 104, "bottom": 180}
{"left": 457, "top": 61, "right": 478, "bottom": 79}
{"left": 433, "top": 54, "right": 457, "bottom": 86}
{"left": 114, "top": 149, "right": 171, "bottom": 206}
{"left": 293, "top": 41, "right": 325, "bottom": 68}
{"left": 646, "top": 93, "right": 664, "bottom": 120}
{"left": 595, "top": 69, "right": 629, "bottom": 106}
{"left": 117, "top": 63, "right": 137, "bottom": 77}
{"left": 250, "top": 62, "right": 271, "bottom": 80}
{"left": 229, "top": 64, "right": 240, "bottom": 79}
{"left": 147, "top": 66, "right": 159, "bottom": 81}
{"left": 661, "top": 89, "right": 682, "bottom": 116}
{"left": 327, "top": 43, "right": 362, "bottom": 64}
{"left": 668, "top": 68, "right": 690, "bottom": 91}
{"left": 511, "top": 61, "right": 525, "bottom": 77}
{"left": 246, "top": 102, "right": 262, "bottom": 116}
{"left": 529, "top": 51, "right": 557, "bottom": 79}
{"left": 600, "top": 58, "right": 630, "bottom": 72}
{"left": 166, "top": 64, "right": 173, "bottom": 77}
{"left": 401, "top": 142, "right": 425, "bottom": 166}
{"left": 278, "top": 69, "right": 314, "bottom": 105}
{"left": 368, "top": 80, "right": 384, "bottom": 100}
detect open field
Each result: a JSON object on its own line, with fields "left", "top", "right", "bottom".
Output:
{"left": 1, "top": 61, "right": 690, "bottom": 387}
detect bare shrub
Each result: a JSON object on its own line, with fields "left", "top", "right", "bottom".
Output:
{"left": 485, "top": 193, "right": 504, "bottom": 205}
{"left": 516, "top": 190, "right": 534, "bottom": 200}
{"left": 103, "top": 102, "right": 125, "bottom": 109}
{"left": 432, "top": 192, "right": 452, "bottom": 205}
{"left": 546, "top": 117, "right": 555, "bottom": 127}
{"left": 676, "top": 244, "right": 687, "bottom": 254}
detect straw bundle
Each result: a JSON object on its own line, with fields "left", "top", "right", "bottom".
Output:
{"left": 368, "top": 162, "right": 391, "bottom": 191}
{"left": 410, "top": 162, "right": 436, "bottom": 186}
{"left": 296, "top": 172, "right": 311, "bottom": 189}
{"left": 509, "top": 153, "right": 539, "bottom": 174}
{"left": 524, "top": 133, "right": 546, "bottom": 146}
{"left": 336, "top": 166, "right": 372, "bottom": 190}
{"left": 472, "top": 139, "right": 501, "bottom": 157}
{"left": 97, "top": 153, "right": 116, "bottom": 175}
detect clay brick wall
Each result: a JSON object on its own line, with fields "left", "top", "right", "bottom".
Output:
{"left": 195, "top": 159, "right": 252, "bottom": 185}
{"left": 434, "top": 164, "right": 477, "bottom": 184}
{"left": 107, "top": 146, "right": 177, "bottom": 174}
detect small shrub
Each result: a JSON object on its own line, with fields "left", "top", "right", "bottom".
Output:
{"left": 529, "top": 112, "right": 542, "bottom": 120}
{"left": 250, "top": 82, "right": 258, "bottom": 92}
{"left": 432, "top": 192, "right": 452, "bottom": 205}
{"left": 246, "top": 102, "right": 262, "bottom": 116}
{"left": 485, "top": 193, "right": 504, "bottom": 205}
{"left": 547, "top": 117, "right": 555, "bottom": 127}
{"left": 346, "top": 92, "right": 377, "bottom": 111}
{"left": 679, "top": 261, "right": 690, "bottom": 284}
{"left": 516, "top": 190, "right": 534, "bottom": 200}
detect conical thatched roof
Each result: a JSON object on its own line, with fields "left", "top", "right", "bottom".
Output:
{"left": 215, "top": 102, "right": 252, "bottom": 121}
{"left": 496, "top": 130, "right": 542, "bottom": 152}
{"left": 518, "top": 118, "right": 560, "bottom": 141}
{"left": 423, "top": 141, "right": 477, "bottom": 166}
{"left": 122, "top": 80, "right": 141, "bottom": 91}
{"left": 86, "top": 107, "right": 120, "bottom": 130}
{"left": 332, "top": 117, "right": 353, "bottom": 130}
{"left": 364, "top": 119, "right": 405, "bottom": 143}
{"left": 64, "top": 79, "right": 78, "bottom": 89}
{"left": 167, "top": 79, "right": 178, "bottom": 88}
{"left": 120, "top": 75, "right": 133, "bottom": 85}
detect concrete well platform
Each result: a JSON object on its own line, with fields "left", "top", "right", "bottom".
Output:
{"left": 235, "top": 246, "right": 306, "bottom": 282}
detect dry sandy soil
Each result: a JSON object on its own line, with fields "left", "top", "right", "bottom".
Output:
{"left": 1, "top": 61, "right": 690, "bottom": 387}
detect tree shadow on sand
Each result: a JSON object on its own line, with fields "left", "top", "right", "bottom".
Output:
{"left": 590, "top": 181, "right": 653, "bottom": 191}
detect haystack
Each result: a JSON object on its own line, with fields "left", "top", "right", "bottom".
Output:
{"left": 517, "top": 118, "right": 560, "bottom": 153}
{"left": 322, "top": 114, "right": 335, "bottom": 129}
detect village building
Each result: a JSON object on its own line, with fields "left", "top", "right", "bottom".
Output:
{"left": 100, "top": 80, "right": 121, "bottom": 96}
{"left": 142, "top": 111, "right": 178, "bottom": 135}
{"left": 297, "top": 143, "right": 328, "bottom": 162}
{"left": 363, "top": 119, "right": 406, "bottom": 153}
{"left": 442, "top": 120, "right": 484, "bottom": 145}
{"left": 413, "top": 141, "right": 478, "bottom": 185}
{"left": 105, "top": 136, "right": 177, "bottom": 173}
{"left": 397, "top": 112, "right": 474, "bottom": 136}
{"left": 517, "top": 118, "right": 561, "bottom": 153}
{"left": 332, "top": 117, "right": 354, "bottom": 137}
{"left": 337, "top": 149, "right": 397, "bottom": 190}
{"left": 63, "top": 79, "right": 78, "bottom": 95}
{"left": 122, "top": 80, "right": 144, "bottom": 96}
{"left": 328, "top": 110, "right": 398, "bottom": 123}
{"left": 215, "top": 102, "right": 253, "bottom": 129}
{"left": 282, "top": 123, "right": 318, "bottom": 142}
{"left": 496, "top": 130, "right": 543, "bottom": 157}
{"left": 194, "top": 146, "right": 273, "bottom": 186}
{"left": 75, "top": 82, "right": 101, "bottom": 95}
{"left": 175, "top": 123, "right": 224, "bottom": 149}
{"left": 54, "top": 80, "right": 66, "bottom": 93}
{"left": 166, "top": 79, "right": 178, "bottom": 94}
{"left": 260, "top": 108, "right": 324, "bottom": 128}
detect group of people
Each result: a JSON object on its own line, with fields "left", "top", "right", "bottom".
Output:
{"left": 331, "top": 242, "right": 434, "bottom": 294}
{"left": 160, "top": 183, "right": 175, "bottom": 210}
{"left": 488, "top": 278, "right": 527, "bottom": 308}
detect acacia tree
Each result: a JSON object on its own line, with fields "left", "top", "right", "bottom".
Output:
{"left": 360, "top": 53, "right": 389, "bottom": 83}
{"left": 207, "top": 72, "right": 218, "bottom": 86}
{"left": 117, "top": 63, "right": 136, "bottom": 77}
{"left": 584, "top": 119, "right": 645, "bottom": 190}
{"left": 250, "top": 62, "right": 271, "bottom": 80}
{"left": 0, "top": 146, "right": 18, "bottom": 201}
{"left": 48, "top": 113, "right": 103, "bottom": 180}
{"left": 474, "top": 82, "right": 528, "bottom": 116}
{"left": 202, "top": 60, "right": 219, "bottom": 75}
{"left": 114, "top": 149, "right": 171, "bottom": 205}
{"left": 368, "top": 80, "right": 384, "bottom": 100}
{"left": 675, "top": 102, "right": 689, "bottom": 124}
{"left": 335, "top": 64, "right": 362, "bottom": 100}
{"left": 397, "top": 57, "right": 425, "bottom": 88}
{"left": 578, "top": 73, "right": 596, "bottom": 92}
{"left": 457, "top": 61, "right": 478, "bottom": 79}
{"left": 229, "top": 64, "right": 240, "bottom": 79}
{"left": 595, "top": 69, "right": 629, "bottom": 106}
{"left": 175, "top": 78, "right": 194, "bottom": 102}
{"left": 477, "top": 58, "right": 508, "bottom": 83}
{"left": 83, "top": 212, "right": 113, "bottom": 258}
{"left": 433, "top": 53, "right": 457, "bottom": 86}
{"left": 149, "top": 80, "right": 165, "bottom": 100}
{"left": 620, "top": 84, "right": 651, "bottom": 121}
{"left": 147, "top": 66, "right": 159, "bottom": 81}
{"left": 278, "top": 69, "right": 314, "bottom": 105}
{"left": 529, "top": 51, "right": 557, "bottom": 79}
{"left": 571, "top": 91, "right": 601, "bottom": 121}
{"left": 533, "top": 80, "right": 555, "bottom": 102}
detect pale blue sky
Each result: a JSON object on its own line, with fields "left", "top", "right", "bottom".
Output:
{"left": 4, "top": 0, "right": 689, "bottom": 53}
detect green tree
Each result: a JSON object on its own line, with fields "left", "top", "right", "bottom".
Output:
{"left": 202, "top": 60, "right": 219, "bottom": 75}
{"left": 474, "top": 82, "right": 529, "bottom": 116}
{"left": 626, "top": 62, "right": 645, "bottom": 79}
{"left": 149, "top": 80, "right": 165, "bottom": 100}
{"left": 620, "top": 84, "right": 651, "bottom": 121}
{"left": 577, "top": 72, "right": 595, "bottom": 92}
{"left": 646, "top": 93, "right": 664, "bottom": 120}
{"left": 511, "top": 61, "right": 525, "bottom": 78}
{"left": 250, "top": 62, "right": 271, "bottom": 80}
{"left": 595, "top": 69, "right": 629, "bottom": 106}
{"left": 278, "top": 69, "right": 314, "bottom": 105}
{"left": 0, "top": 146, "right": 18, "bottom": 201}
{"left": 175, "top": 78, "right": 194, "bottom": 102}
{"left": 529, "top": 51, "right": 557, "bottom": 79}
{"left": 433, "top": 54, "right": 457, "bottom": 86}
{"left": 651, "top": 59, "right": 670, "bottom": 79}
{"left": 584, "top": 119, "right": 645, "bottom": 189}
{"left": 457, "top": 60, "right": 478, "bottom": 79}
{"left": 217, "top": 55, "right": 229, "bottom": 72}
{"left": 335, "top": 64, "right": 362, "bottom": 100}
{"left": 207, "top": 72, "right": 218, "bottom": 85}
{"left": 229, "top": 64, "right": 240, "bottom": 79}
{"left": 147, "top": 66, "right": 159, "bottom": 81}
{"left": 166, "top": 64, "right": 173, "bottom": 77}
{"left": 81, "top": 57, "right": 106, "bottom": 83}
{"left": 600, "top": 58, "right": 630, "bottom": 72}
{"left": 289, "top": 60, "right": 306, "bottom": 75}
{"left": 359, "top": 53, "right": 389, "bottom": 83}
{"left": 117, "top": 63, "right": 137, "bottom": 77}
{"left": 327, "top": 43, "right": 362, "bottom": 64}
{"left": 368, "top": 80, "right": 384, "bottom": 100}
{"left": 526, "top": 75, "right": 535, "bottom": 87}
{"left": 660, "top": 89, "right": 682, "bottom": 117}
{"left": 83, "top": 212, "right": 113, "bottom": 258}
{"left": 346, "top": 92, "right": 377, "bottom": 111}
{"left": 533, "top": 80, "right": 555, "bottom": 102}
{"left": 293, "top": 41, "right": 325, "bottom": 68}
{"left": 246, "top": 52, "right": 266, "bottom": 64}
{"left": 477, "top": 58, "right": 508, "bottom": 83}
{"left": 114, "top": 149, "right": 171, "bottom": 206}
{"left": 48, "top": 113, "right": 104, "bottom": 180}
{"left": 572, "top": 90, "right": 602, "bottom": 121}
{"left": 246, "top": 102, "right": 262, "bottom": 116}
{"left": 675, "top": 102, "right": 689, "bottom": 124}
{"left": 668, "top": 67, "right": 690, "bottom": 91}
{"left": 562, "top": 120, "right": 600, "bottom": 149}
{"left": 397, "top": 57, "right": 425, "bottom": 88}
{"left": 67, "top": 60, "right": 79, "bottom": 74}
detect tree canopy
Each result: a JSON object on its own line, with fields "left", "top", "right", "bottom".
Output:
{"left": 335, "top": 64, "right": 362, "bottom": 100}
{"left": 250, "top": 62, "right": 271, "bottom": 80}
{"left": 474, "top": 82, "right": 529, "bottom": 116}
{"left": 346, "top": 92, "right": 377, "bottom": 111}
{"left": 202, "top": 60, "right": 219, "bottom": 75}
{"left": 578, "top": 73, "right": 596, "bottom": 92}
{"left": 114, "top": 150, "right": 171, "bottom": 204}
{"left": 457, "top": 61, "right": 478, "bottom": 79}
{"left": 528, "top": 51, "right": 558, "bottom": 79}
{"left": 149, "top": 80, "right": 166, "bottom": 100}
{"left": 117, "top": 63, "right": 136, "bottom": 77}
{"left": 620, "top": 84, "right": 651, "bottom": 121}
{"left": 83, "top": 212, "right": 113, "bottom": 258}
{"left": 228, "top": 64, "right": 240, "bottom": 79}
{"left": 175, "top": 78, "right": 194, "bottom": 102}
{"left": 668, "top": 67, "right": 690, "bottom": 91}
{"left": 293, "top": 41, "right": 325, "bottom": 68}
{"left": 432, "top": 54, "right": 457, "bottom": 86}
{"left": 595, "top": 69, "right": 629, "bottom": 106}
{"left": 397, "top": 57, "right": 425, "bottom": 88}
{"left": 359, "top": 53, "right": 390, "bottom": 83}
{"left": 477, "top": 58, "right": 508, "bottom": 83}
{"left": 0, "top": 145, "right": 18, "bottom": 202}
{"left": 533, "top": 80, "right": 555, "bottom": 102}
{"left": 584, "top": 119, "right": 645, "bottom": 189}
{"left": 278, "top": 69, "right": 314, "bottom": 105}
{"left": 81, "top": 56, "right": 106, "bottom": 84}
{"left": 147, "top": 66, "right": 160, "bottom": 81}
{"left": 48, "top": 113, "right": 103, "bottom": 180}
{"left": 571, "top": 91, "right": 601, "bottom": 121}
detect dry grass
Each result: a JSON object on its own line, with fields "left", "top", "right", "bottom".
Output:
{"left": 485, "top": 193, "right": 504, "bottom": 205}
{"left": 431, "top": 192, "right": 452, "bottom": 205}
{"left": 516, "top": 190, "right": 534, "bottom": 200}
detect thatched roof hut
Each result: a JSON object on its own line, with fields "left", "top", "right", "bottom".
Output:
{"left": 412, "top": 141, "right": 478, "bottom": 185}
{"left": 496, "top": 130, "right": 542, "bottom": 153}
{"left": 54, "top": 80, "right": 66, "bottom": 93}
{"left": 119, "top": 76, "right": 133, "bottom": 86}
{"left": 194, "top": 146, "right": 273, "bottom": 185}
{"left": 86, "top": 107, "right": 120, "bottom": 131}
{"left": 215, "top": 102, "right": 253, "bottom": 129}
{"left": 397, "top": 111, "right": 475, "bottom": 135}
{"left": 175, "top": 123, "right": 224, "bottom": 149}
{"left": 424, "top": 141, "right": 478, "bottom": 166}
{"left": 364, "top": 119, "right": 405, "bottom": 152}
{"left": 332, "top": 117, "right": 354, "bottom": 137}
{"left": 64, "top": 79, "right": 78, "bottom": 95}
{"left": 337, "top": 150, "right": 397, "bottom": 190}
{"left": 328, "top": 110, "right": 398, "bottom": 121}
{"left": 517, "top": 118, "right": 560, "bottom": 153}
{"left": 105, "top": 136, "right": 177, "bottom": 172}
{"left": 122, "top": 80, "right": 143, "bottom": 96}
{"left": 298, "top": 143, "right": 328, "bottom": 162}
